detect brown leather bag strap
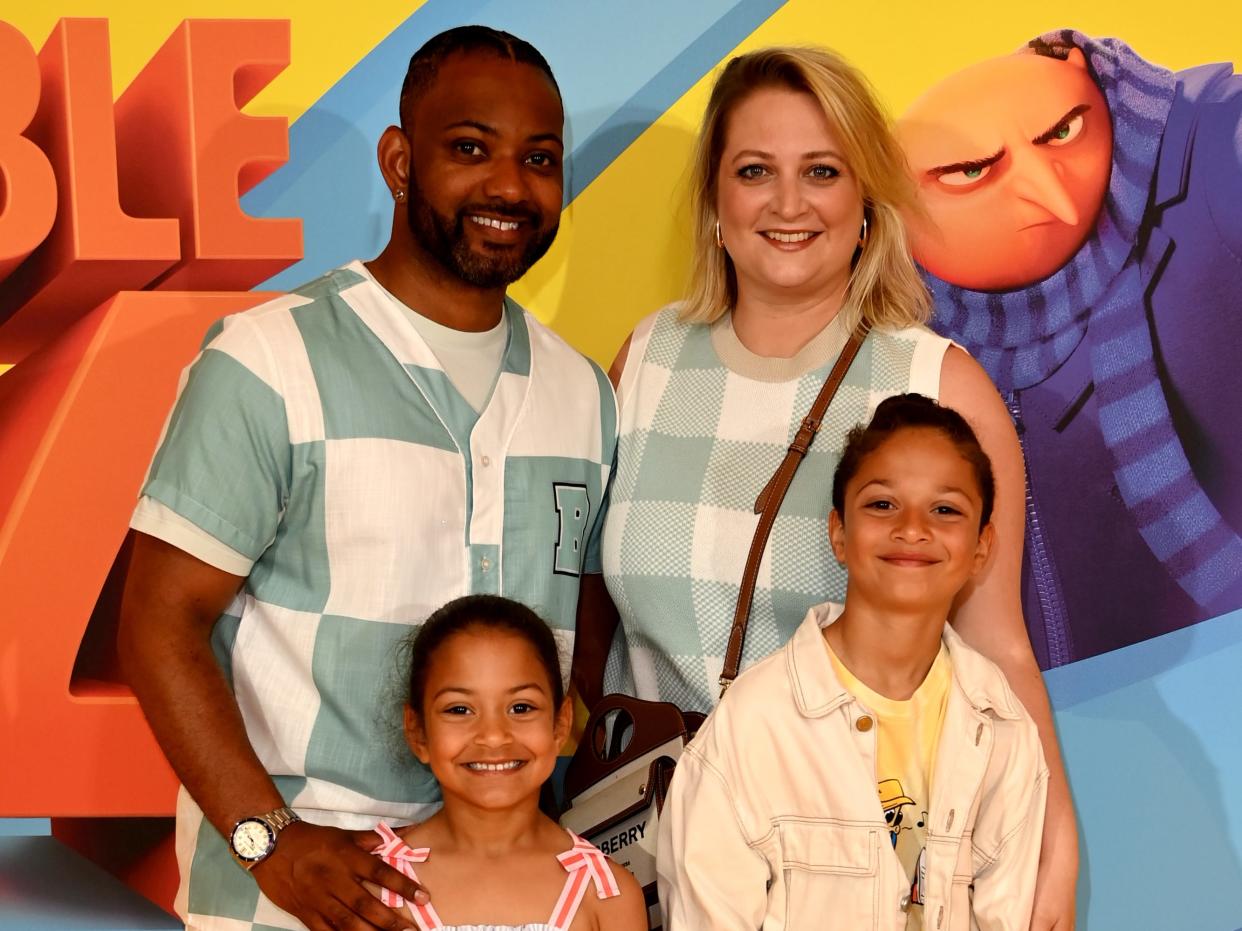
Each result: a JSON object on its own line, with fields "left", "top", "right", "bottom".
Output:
{"left": 718, "top": 320, "right": 871, "bottom": 696}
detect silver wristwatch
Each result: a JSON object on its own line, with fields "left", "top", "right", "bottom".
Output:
{"left": 228, "top": 806, "right": 301, "bottom": 870}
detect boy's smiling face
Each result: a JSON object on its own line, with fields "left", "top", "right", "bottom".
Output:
{"left": 829, "top": 427, "right": 994, "bottom": 615}
{"left": 897, "top": 48, "right": 1112, "bottom": 291}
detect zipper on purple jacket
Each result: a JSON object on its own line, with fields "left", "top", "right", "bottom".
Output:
{"left": 1008, "top": 393, "right": 1075, "bottom": 668}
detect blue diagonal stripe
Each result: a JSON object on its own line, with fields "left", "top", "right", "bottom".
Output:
{"left": 242, "top": 0, "right": 785, "bottom": 291}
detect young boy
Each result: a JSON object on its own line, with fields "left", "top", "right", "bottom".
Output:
{"left": 657, "top": 394, "right": 1048, "bottom": 930}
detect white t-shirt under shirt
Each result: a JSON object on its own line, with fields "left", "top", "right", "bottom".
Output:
{"left": 375, "top": 274, "right": 509, "bottom": 414}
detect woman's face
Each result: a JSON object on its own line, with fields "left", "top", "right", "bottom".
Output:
{"left": 716, "top": 87, "right": 865, "bottom": 307}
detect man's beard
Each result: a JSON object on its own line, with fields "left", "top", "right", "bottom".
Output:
{"left": 405, "top": 172, "right": 558, "bottom": 290}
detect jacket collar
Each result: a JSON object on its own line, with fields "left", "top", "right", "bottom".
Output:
{"left": 786, "top": 603, "right": 1023, "bottom": 721}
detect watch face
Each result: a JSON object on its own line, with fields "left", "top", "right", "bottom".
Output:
{"left": 232, "top": 820, "right": 275, "bottom": 860}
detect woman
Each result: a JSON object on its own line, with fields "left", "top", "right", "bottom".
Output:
{"left": 574, "top": 47, "right": 1077, "bottom": 928}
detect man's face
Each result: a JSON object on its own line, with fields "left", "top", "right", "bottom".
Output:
{"left": 897, "top": 49, "right": 1112, "bottom": 291}
{"left": 403, "top": 53, "right": 564, "bottom": 289}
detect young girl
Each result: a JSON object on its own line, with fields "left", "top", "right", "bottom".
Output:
{"left": 657, "top": 394, "right": 1048, "bottom": 930}
{"left": 369, "top": 594, "right": 646, "bottom": 931}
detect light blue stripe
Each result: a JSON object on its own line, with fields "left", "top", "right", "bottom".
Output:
{"left": 1179, "top": 536, "right": 1242, "bottom": 605}
{"left": 1052, "top": 322, "right": 1085, "bottom": 358}
{"left": 1096, "top": 380, "right": 1165, "bottom": 445}
{"left": 1114, "top": 435, "right": 1184, "bottom": 502}
{"left": 1092, "top": 325, "right": 1151, "bottom": 380}
{"left": 502, "top": 300, "right": 533, "bottom": 377}
{"left": 565, "top": 0, "right": 786, "bottom": 199}
{"left": 1012, "top": 343, "right": 1042, "bottom": 384}
{"left": 1137, "top": 489, "right": 1217, "bottom": 562}
{"left": 592, "top": 357, "right": 617, "bottom": 457}
{"left": 242, "top": 0, "right": 784, "bottom": 291}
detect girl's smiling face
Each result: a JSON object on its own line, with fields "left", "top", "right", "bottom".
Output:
{"left": 405, "top": 626, "right": 570, "bottom": 812}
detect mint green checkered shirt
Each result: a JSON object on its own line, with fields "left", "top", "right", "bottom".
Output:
{"left": 138, "top": 262, "right": 616, "bottom": 930}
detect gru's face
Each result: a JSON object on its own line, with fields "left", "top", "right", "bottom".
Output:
{"left": 898, "top": 49, "right": 1112, "bottom": 292}
{"left": 400, "top": 52, "right": 564, "bottom": 290}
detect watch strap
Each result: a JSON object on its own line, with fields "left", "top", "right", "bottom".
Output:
{"left": 262, "top": 806, "right": 300, "bottom": 832}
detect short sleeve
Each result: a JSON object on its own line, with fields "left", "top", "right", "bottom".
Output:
{"left": 131, "top": 496, "right": 254, "bottom": 575}
{"left": 140, "top": 316, "right": 292, "bottom": 563}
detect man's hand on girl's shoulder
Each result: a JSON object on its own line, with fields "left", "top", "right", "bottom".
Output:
{"left": 250, "top": 821, "right": 428, "bottom": 931}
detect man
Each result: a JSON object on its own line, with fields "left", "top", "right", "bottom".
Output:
{"left": 897, "top": 30, "right": 1242, "bottom": 669}
{"left": 119, "top": 26, "right": 616, "bottom": 931}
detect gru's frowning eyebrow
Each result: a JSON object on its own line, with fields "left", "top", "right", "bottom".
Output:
{"left": 1032, "top": 104, "right": 1091, "bottom": 145}
{"left": 928, "top": 146, "right": 1005, "bottom": 179}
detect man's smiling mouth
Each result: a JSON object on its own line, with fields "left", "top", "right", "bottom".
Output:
{"left": 470, "top": 216, "right": 521, "bottom": 232}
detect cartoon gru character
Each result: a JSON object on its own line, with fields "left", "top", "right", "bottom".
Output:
{"left": 897, "top": 29, "right": 1242, "bottom": 667}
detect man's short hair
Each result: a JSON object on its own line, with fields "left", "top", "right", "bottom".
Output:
{"left": 399, "top": 25, "right": 561, "bottom": 130}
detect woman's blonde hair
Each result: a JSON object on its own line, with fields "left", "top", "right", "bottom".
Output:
{"left": 681, "top": 46, "right": 931, "bottom": 332}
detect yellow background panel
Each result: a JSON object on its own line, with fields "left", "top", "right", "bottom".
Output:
{"left": 512, "top": 0, "right": 1242, "bottom": 366}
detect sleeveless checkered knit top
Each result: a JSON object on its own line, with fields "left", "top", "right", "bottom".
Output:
{"left": 601, "top": 306, "right": 951, "bottom": 712}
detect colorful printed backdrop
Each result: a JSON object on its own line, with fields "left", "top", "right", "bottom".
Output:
{"left": 1, "top": 2, "right": 1239, "bottom": 928}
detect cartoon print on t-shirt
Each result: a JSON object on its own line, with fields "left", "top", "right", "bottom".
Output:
{"left": 879, "top": 778, "right": 917, "bottom": 847}
{"left": 880, "top": 779, "right": 930, "bottom": 907}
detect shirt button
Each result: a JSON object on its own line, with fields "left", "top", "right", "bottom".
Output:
{"left": 856, "top": 715, "right": 873, "bottom": 732}
{"left": 481, "top": 455, "right": 491, "bottom": 466}
{"left": 480, "top": 557, "right": 491, "bottom": 572}
{"left": 900, "top": 894, "right": 911, "bottom": 911}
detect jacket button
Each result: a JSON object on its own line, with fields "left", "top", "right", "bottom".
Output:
{"left": 856, "top": 715, "right": 873, "bottom": 732}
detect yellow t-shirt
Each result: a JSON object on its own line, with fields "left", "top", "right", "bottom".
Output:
{"left": 827, "top": 642, "right": 952, "bottom": 930}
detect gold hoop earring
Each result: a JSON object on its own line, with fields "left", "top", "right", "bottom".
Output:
{"left": 715, "top": 220, "right": 724, "bottom": 249}
{"left": 857, "top": 216, "right": 868, "bottom": 249}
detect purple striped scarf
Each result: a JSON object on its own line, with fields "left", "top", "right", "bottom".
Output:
{"left": 925, "top": 29, "right": 1242, "bottom": 607}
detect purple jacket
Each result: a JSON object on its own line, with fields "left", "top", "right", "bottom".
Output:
{"left": 947, "top": 63, "right": 1242, "bottom": 668}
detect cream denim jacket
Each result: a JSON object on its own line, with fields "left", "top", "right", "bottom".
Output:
{"left": 658, "top": 604, "right": 1048, "bottom": 930}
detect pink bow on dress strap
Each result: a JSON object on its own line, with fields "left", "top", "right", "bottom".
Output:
{"left": 556, "top": 833, "right": 621, "bottom": 899}
{"left": 548, "top": 833, "right": 622, "bottom": 930}
{"left": 371, "top": 822, "right": 431, "bottom": 910}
